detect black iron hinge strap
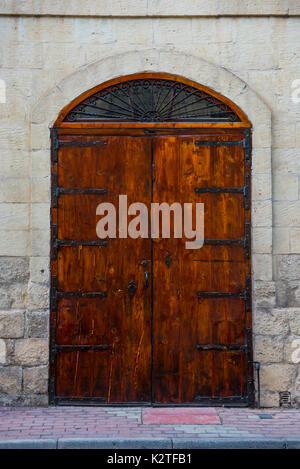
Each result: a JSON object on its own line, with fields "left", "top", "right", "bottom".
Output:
{"left": 195, "top": 140, "right": 243, "bottom": 147}
{"left": 58, "top": 188, "right": 108, "bottom": 195}
{"left": 57, "top": 292, "right": 107, "bottom": 299}
{"left": 196, "top": 282, "right": 251, "bottom": 312}
{"left": 204, "top": 238, "right": 244, "bottom": 246}
{"left": 52, "top": 237, "right": 108, "bottom": 260}
{"left": 52, "top": 187, "right": 108, "bottom": 208}
{"left": 51, "top": 275, "right": 57, "bottom": 311}
{"left": 51, "top": 290, "right": 107, "bottom": 312}
{"left": 57, "top": 239, "right": 108, "bottom": 246}
{"left": 55, "top": 140, "right": 108, "bottom": 149}
{"left": 194, "top": 187, "right": 244, "bottom": 194}
{"left": 244, "top": 173, "right": 250, "bottom": 210}
{"left": 54, "top": 345, "right": 110, "bottom": 352}
{"left": 196, "top": 291, "right": 245, "bottom": 299}
{"left": 243, "top": 129, "right": 251, "bottom": 162}
{"left": 196, "top": 344, "right": 246, "bottom": 351}
{"left": 244, "top": 223, "right": 251, "bottom": 259}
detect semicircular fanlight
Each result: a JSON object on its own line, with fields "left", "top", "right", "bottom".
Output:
{"left": 64, "top": 78, "right": 240, "bottom": 123}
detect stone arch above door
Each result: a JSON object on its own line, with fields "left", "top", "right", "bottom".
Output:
{"left": 29, "top": 47, "right": 273, "bottom": 375}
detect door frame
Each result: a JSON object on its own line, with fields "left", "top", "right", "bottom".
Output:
{"left": 50, "top": 72, "right": 253, "bottom": 407}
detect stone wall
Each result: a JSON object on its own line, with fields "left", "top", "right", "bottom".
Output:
{"left": 0, "top": 3, "right": 300, "bottom": 406}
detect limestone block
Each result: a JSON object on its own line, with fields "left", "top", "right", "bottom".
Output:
{"left": 253, "top": 281, "right": 276, "bottom": 308}
{"left": 260, "top": 364, "right": 295, "bottom": 392}
{"left": 0, "top": 204, "right": 29, "bottom": 231}
{"left": 252, "top": 147, "right": 272, "bottom": 174}
{"left": 14, "top": 339, "right": 48, "bottom": 366}
{"left": 274, "top": 201, "right": 300, "bottom": 227}
{"left": 41, "top": 42, "right": 86, "bottom": 71}
{"left": 220, "top": 39, "right": 278, "bottom": 73}
{"left": 180, "top": 53, "right": 220, "bottom": 91}
{"left": 291, "top": 230, "right": 300, "bottom": 253}
{"left": 148, "top": 0, "right": 219, "bottom": 16}
{"left": 31, "top": 86, "right": 66, "bottom": 125}
{"left": 260, "top": 390, "right": 280, "bottom": 408}
{"left": 73, "top": 18, "right": 114, "bottom": 43}
{"left": 284, "top": 335, "right": 300, "bottom": 364}
{"left": 186, "top": 44, "right": 221, "bottom": 72}
{"left": 0, "top": 97, "right": 28, "bottom": 127}
{"left": 0, "top": 366, "right": 22, "bottom": 394}
{"left": 247, "top": 70, "right": 276, "bottom": 113}
{"left": 296, "top": 123, "right": 300, "bottom": 147}
{"left": 31, "top": 204, "right": 50, "bottom": 231}
{"left": 289, "top": 309, "right": 300, "bottom": 335}
{"left": 23, "top": 366, "right": 48, "bottom": 394}
{"left": 139, "top": 50, "right": 161, "bottom": 72}
{"left": 276, "top": 255, "right": 300, "bottom": 281}
{"left": 192, "top": 17, "right": 233, "bottom": 44}
{"left": 0, "top": 339, "right": 6, "bottom": 364}
{"left": 30, "top": 230, "right": 50, "bottom": 257}
{"left": 115, "top": 50, "right": 152, "bottom": 79}
{"left": 0, "top": 177, "right": 30, "bottom": 203}
{"left": 272, "top": 148, "right": 300, "bottom": 174}
{"left": 31, "top": 177, "right": 50, "bottom": 203}
{"left": 255, "top": 335, "right": 284, "bottom": 363}
{"left": 0, "top": 69, "right": 33, "bottom": 99}
{"left": 288, "top": 2, "right": 300, "bottom": 15}
{"left": 255, "top": 308, "right": 289, "bottom": 336}
{"left": 0, "top": 150, "right": 30, "bottom": 176}
{"left": 25, "top": 311, "right": 49, "bottom": 338}
{"left": 17, "top": 16, "right": 74, "bottom": 42}
{"left": 27, "top": 282, "right": 49, "bottom": 311}
{"left": 252, "top": 227, "right": 272, "bottom": 254}
{"left": 153, "top": 18, "right": 193, "bottom": 44}
{"left": 31, "top": 151, "right": 50, "bottom": 177}
{"left": 252, "top": 174, "right": 271, "bottom": 201}
{"left": 253, "top": 254, "right": 273, "bottom": 281}
{"left": 0, "top": 284, "right": 27, "bottom": 309}
{"left": 277, "top": 280, "right": 300, "bottom": 307}
{"left": 1, "top": 41, "right": 43, "bottom": 69}
{"left": 272, "top": 122, "right": 296, "bottom": 148}
{"left": 273, "top": 173, "right": 299, "bottom": 201}
{"left": 0, "top": 257, "right": 29, "bottom": 284}
{"left": 251, "top": 120, "right": 272, "bottom": 149}
{"left": 22, "top": 394, "right": 49, "bottom": 406}
{"left": 252, "top": 201, "right": 272, "bottom": 227}
{"left": 31, "top": 124, "right": 51, "bottom": 151}
{"left": 0, "top": 311, "right": 24, "bottom": 338}
{"left": 29, "top": 257, "right": 49, "bottom": 284}
{"left": 0, "top": 231, "right": 29, "bottom": 256}
{"left": 295, "top": 372, "right": 300, "bottom": 395}
{"left": 273, "top": 228, "right": 290, "bottom": 254}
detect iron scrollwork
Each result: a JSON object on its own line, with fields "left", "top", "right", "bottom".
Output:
{"left": 64, "top": 78, "right": 240, "bottom": 123}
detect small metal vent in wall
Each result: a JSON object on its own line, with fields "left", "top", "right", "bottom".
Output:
{"left": 279, "top": 391, "right": 291, "bottom": 407}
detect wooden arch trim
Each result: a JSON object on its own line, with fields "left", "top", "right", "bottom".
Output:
{"left": 54, "top": 72, "right": 252, "bottom": 128}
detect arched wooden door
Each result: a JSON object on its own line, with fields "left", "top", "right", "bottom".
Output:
{"left": 50, "top": 73, "right": 253, "bottom": 406}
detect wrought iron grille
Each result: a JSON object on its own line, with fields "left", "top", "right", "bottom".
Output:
{"left": 64, "top": 78, "right": 240, "bottom": 122}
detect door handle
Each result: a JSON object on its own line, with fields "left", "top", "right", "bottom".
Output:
{"left": 144, "top": 271, "right": 149, "bottom": 288}
{"left": 127, "top": 279, "right": 137, "bottom": 298}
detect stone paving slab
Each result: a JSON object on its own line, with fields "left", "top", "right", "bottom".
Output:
{"left": 0, "top": 407, "right": 300, "bottom": 445}
{"left": 142, "top": 408, "right": 220, "bottom": 425}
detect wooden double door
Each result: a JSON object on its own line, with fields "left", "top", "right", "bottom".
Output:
{"left": 50, "top": 128, "right": 253, "bottom": 406}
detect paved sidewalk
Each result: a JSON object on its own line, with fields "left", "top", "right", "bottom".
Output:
{"left": 0, "top": 406, "right": 300, "bottom": 448}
